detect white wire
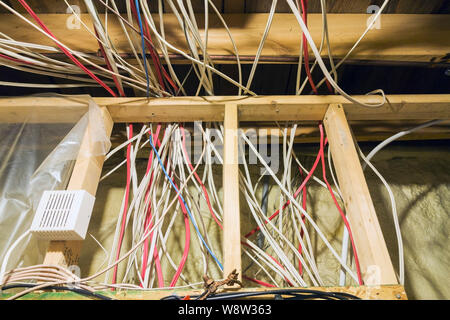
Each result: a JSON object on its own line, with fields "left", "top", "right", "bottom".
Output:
{"left": 286, "top": 0, "right": 387, "bottom": 108}
{"left": 0, "top": 230, "right": 31, "bottom": 286}
{"left": 363, "top": 120, "right": 444, "bottom": 169}
{"left": 245, "top": 0, "right": 278, "bottom": 91}
{"left": 358, "top": 146, "right": 404, "bottom": 285}
{"left": 310, "top": 0, "right": 391, "bottom": 92}
{"left": 241, "top": 132, "right": 359, "bottom": 282}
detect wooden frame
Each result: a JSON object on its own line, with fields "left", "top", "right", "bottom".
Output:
{"left": 2, "top": 93, "right": 449, "bottom": 299}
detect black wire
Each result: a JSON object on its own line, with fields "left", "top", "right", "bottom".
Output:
{"left": 203, "top": 292, "right": 340, "bottom": 300}
{"left": 282, "top": 294, "right": 336, "bottom": 300}
{"left": 3, "top": 284, "right": 360, "bottom": 301}
{"left": 185, "top": 288, "right": 360, "bottom": 301}
{"left": 160, "top": 294, "right": 183, "bottom": 300}
{"left": 195, "top": 290, "right": 209, "bottom": 300}
{"left": 1, "top": 284, "right": 113, "bottom": 300}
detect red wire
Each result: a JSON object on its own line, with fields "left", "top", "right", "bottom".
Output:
{"left": 112, "top": 124, "right": 133, "bottom": 285}
{"left": 318, "top": 122, "right": 363, "bottom": 285}
{"left": 18, "top": 0, "right": 126, "bottom": 284}
{"left": 139, "top": 10, "right": 179, "bottom": 93}
{"left": 171, "top": 125, "right": 224, "bottom": 286}
{"left": 142, "top": 18, "right": 170, "bottom": 92}
{"left": 141, "top": 125, "right": 161, "bottom": 278}
{"left": 0, "top": 53, "right": 34, "bottom": 65}
{"left": 142, "top": 20, "right": 179, "bottom": 93}
{"left": 297, "top": 166, "right": 307, "bottom": 275}
{"left": 140, "top": 209, "right": 153, "bottom": 285}
{"left": 140, "top": 125, "right": 165, "bottom": 287}
{"left": 130, "top": 0, "right": 178, "bottom": 93}
{"left": 94, "top": 20, "right": 130, "bottom": 285}
{"left": 129, "top": 0, "right": 164, "bottom": 90}
{"left": 17, "top": 0, "right": 118, "bottom": 97}
{"left": 140, "top": 187, "right": 165, "bottom": 287}
{"left": 138, "top": 125, "right": 190, "bottom": 287}
{"left": 169, "top": 180, "right": 191, "bottom": 287}
{"left": 294, "top": 0, "right": 332, "bottom": 278}
{"left": 243, "top": 275, "right": 276, "bottom": 288}
{"left": 180, "top": 126, "right": 223, "bottom": 230}
{"left": 169, "top": 204, "right": 190, "bottom": 287}
{"left": 244, "top": 125, "right": 363, "bottom": 285}
{"left": 300, "top": 0, "right": 318, "bottom": 95}
{"left": 152, "top": 243, "right": 164, "bottom": 287}
{"left": 299, "top": 0, "right": 334, "bottom": 95}
{"left": 94, "top": 28, "right": 126, "bottom": 97}
{"left": 18, "top": 0, "right": 177, "bottom": 286}
{"left": 244, "top": 140, "right": 326, "bottom": 238}
{"left": 140, "top": 127, "right": 159, "bottom": 284}
{"left": 241, "top": 241, "right": 294, "bottom": 287}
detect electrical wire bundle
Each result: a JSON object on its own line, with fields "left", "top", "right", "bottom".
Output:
{"left": 162, "top": 288, "right": 361, "bottom": 300}
{"left": 0, "top": 0, "right": 393, "bottom": 104}
{"left": 0, "top": 113, "right": 418, "bottom": 299}
{"left": 102, "top": 122, "right": 225, "bottom": 289}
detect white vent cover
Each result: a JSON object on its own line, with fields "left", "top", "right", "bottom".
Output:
{"left": 31, "top": 190, "right": 95, "bottom": 240}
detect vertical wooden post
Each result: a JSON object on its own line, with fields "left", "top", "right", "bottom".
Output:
{"left": 43, "top": 107, "right": 113, "bottom": 267}
{"left": 323, "top": 104, "right": 398, "bottom": 285}
{"left": 222, "top": 103, "right": 242, "bottom": 285}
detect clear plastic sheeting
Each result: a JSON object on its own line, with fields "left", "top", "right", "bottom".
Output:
{"left": 0, "top": 95, "right": 111, "bottom": 271}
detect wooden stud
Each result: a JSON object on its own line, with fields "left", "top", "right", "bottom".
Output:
{"left": 222, "top": 103, "right": 241, "bottom": 285}
{"left": 323, "top": 104, "right": 398, "bottom": 285}
{"left": 43, "top": 107, "right": 114, "bottom": 267}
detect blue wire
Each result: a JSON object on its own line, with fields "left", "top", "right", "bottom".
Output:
{"left": 134, "top": 0, "right": 150, "bottom": 97}
{"left": 148, "top": 136, "right": 223, "bottom": 271}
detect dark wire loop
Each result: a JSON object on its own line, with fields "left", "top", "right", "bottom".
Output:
{"left": 166, "top": 288, "right": 361, "bottom": 300}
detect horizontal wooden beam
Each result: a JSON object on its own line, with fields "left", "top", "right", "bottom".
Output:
{"left": 1, "top": 13, "right": 448, "bottom": 63}
{"left": 0, "top": 285, "right": 407, "bottom": 300}
{"left": 0, "top": 95, "right": 449, "bottom": 123}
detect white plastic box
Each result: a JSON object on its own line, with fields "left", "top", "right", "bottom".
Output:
{"left": 30, "top": 190, "right": 95, "bottom": 240}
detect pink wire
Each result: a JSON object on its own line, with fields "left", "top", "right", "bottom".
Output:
{"left": 243, "top": 275, "right": 276, "bottom": 288}
{"left": 140, "top": 125, "right": 165, "bottom": 287}
{"left": 180, "top": 126, "right": 223, "bottom": 229}
{"left": 318, "top": 123, "right": 363, "bottom": 285}
{"left": 112, "top": 124, "right": 133, "bottom": 285}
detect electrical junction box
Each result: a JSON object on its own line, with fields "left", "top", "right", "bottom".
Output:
{"left": 30, "top": 190, "right": 95, "bottom": 241}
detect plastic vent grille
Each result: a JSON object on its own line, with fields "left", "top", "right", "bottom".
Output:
{"left": 31, "top": 190, "right": 95, "bottom": 241}
{"left": 39, "top": 192, "right": 75, "bottom": 229}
